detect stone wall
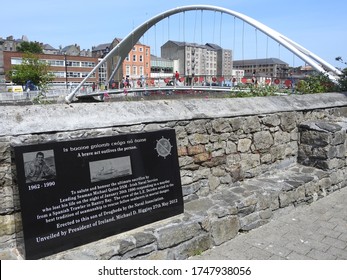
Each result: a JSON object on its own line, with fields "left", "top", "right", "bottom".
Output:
{"left": 1, "top": 92, "right": 347, "bottom": 259}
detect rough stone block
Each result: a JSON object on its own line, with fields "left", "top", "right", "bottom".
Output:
{"left": 256, "top": 192, "right": 272, "bottom": 210}
{"left": 280, "top": 112, "right": 298, "bottom": 132}
{"left": 278, "top": 191, "right": 296, "bottom": 208}
{"left": 193, "top": 152, "right": 210, "bottom": 163}
{"left": 188, "top": 133, "right": 209, "bottom": 145}
{"left": 172, "top": 234, "right": 211, "bottom": 259}
{"left": 225, "top": 140, "right": 237, "bottom": 154}
{"left": 211, "top": 119, "right": 233, "bottom": 133}
{"left": 253, "top": 131, "right": 274, "bottom": 150}
{"left": 210, "top": 215, "right": 240, "bottom": 245}
{"left": 133, "top": 232, "right": 157, "bottom": 248}
{"left": 229, "top": 117, "right": 244, "bottom": 132}
{"left": 300, "top": 130, "right": 330, "bottom": 147}
{"left": 208, "top": 175, "right": 220, "bottom": 191}
{"left": 237, "top": 138, "right": 252, "bottom": 153}
{"left": 185, "top": 120, "right": 209, "bottom": 134}
{"left": 270, "top": 144, "right": 287, "bottom": 161}
{"left": 273, "top": 130, "right": 291, "bottom": 145}
{"left": 188, "top": 145, "right": 206, "bottom": 155}
{"left": 182, "top": 180, "right": 208, "bottom": 197}
{"left": 260, "top": 114, "right": 281, "bottom": 127}
{"left": 239, "top": 212, "right": 261, "bottom": 231}
{"left": 0, "top": 214, "right": 17, "bottom": 236}
{"left": 156, "top": 222, "right": 201, "bottom": 249}
{"left": 331, "top": 130, "right": 346, "bottom": 145}
{"left": 177, "top": 146, "right": 188, "bottom": 156}
{"left": 240, "top": 153, "right": 261, "bottom": 171}
{"left": 259, "top": 209, "right": 273, "bottom": 220}
{"left": 242, "top": 116, "right": 261, "bottom": 133}
{"left": 0, "top": 185, "right": 15, "bottom": 214}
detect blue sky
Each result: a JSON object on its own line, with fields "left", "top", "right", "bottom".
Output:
{"left": 1, "top": 0, "right": 346, "bottom": 67}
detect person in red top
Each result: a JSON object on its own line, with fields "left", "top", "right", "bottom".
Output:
{"left": 175, "top": 71, "right": 179, "bottom": 85}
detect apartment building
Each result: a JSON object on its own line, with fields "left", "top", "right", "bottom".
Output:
{"left": 161, "top": 40, "right": 215, "bottom": 78}
{"left": 161, "top": 40, "right": 233, "bottom": 84}
{"left": 206, "top": 43, "right": 233, "bottom": 79}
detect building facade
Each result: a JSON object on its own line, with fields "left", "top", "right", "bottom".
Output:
{"left": 0, "top": 39, "right": 4, "bottom": 86}
{"left": 150, "top": 55, "right": 179, "bottom": 78}
{"left": 206, "top": 43, "right": 233, "bottom": 79}
{"left": 161, "top": 40, "right": 217, "bottom": 79}
{"left": 92, "top": 38, "right": 151, "bottom": 87}
{"left": 122, "top": 41, "right": 151, "bottom": 83}
{"left": 1, "top": 35, "right": 27, "bottom": 52}
{"left": 161, "top": 40, "right": 232, "bottom": 85}
{"left": 3, "top": 52, "right": 99, "bottom": 88}
{"left": 233, "top": 58, "right": 289, "bottom": 79}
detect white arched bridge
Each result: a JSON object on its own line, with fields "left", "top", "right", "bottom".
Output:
{"left": 65, "top": 5, "right": 342, "bottom": 103}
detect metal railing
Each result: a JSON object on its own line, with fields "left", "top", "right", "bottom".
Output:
{"left": 0, "top": 88, "right": 71, "bottom": 102}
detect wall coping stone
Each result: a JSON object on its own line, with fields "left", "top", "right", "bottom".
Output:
{"left": 1, "top": 92, "right": 347, "bottom": 136}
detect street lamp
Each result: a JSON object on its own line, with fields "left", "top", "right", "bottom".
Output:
{"left": 64, "top": 53, "right": 68, "bottom": 89}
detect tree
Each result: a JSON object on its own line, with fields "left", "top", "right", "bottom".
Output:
{"left": 335, "top": 56, "right": 347, "bottom": 65}
{"left": 7, "top": 52, "right": 54, "bottom": 90}
{"left": 335, "top": 57, "right": 347, "bottom": 91}
{"left": 17, "top": 41, "right": 43, "bottom": 54}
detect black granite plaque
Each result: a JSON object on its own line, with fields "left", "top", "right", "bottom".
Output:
{"left": 13, "top": 129, "right": 183, "bottom": 259}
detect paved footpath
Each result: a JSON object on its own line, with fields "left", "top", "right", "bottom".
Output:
{"left": 191, "top": 187, "right": 347, "bottom": 260}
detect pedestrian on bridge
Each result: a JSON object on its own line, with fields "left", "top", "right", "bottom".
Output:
{"left": 175, "top": 71, "right": 179, "bottom": 85}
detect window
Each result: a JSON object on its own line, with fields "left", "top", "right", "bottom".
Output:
{"left": 48, "top": 60, "right": 64, "bottom": 66}
{"left": 132, "top": 46, "right": 136, "bottom": 51}
{"left": 72, "top": 61, "right": 80, "bottom": 67}
{"left": 53, "top": 72, "right": 65, "bottom": 78}
{"left": 139, "top": 55, "right": 143, "bottom": 62}
{"left": 132, "top": 66, "right": 137, "bottom": 75}
{"left": 81, "top": 61, "right": 95, "bottom": 67}
{"left": 139, "top": 66, "right": 144, "bottom": 75}
{"left": 133, "top": 55, "right": 137, "bottom": 62}
{"left": 11, "top": 58, "right": 23, "bottom": 65}
{"left": 126, "top": 65, "right": 130, "bottom": 75}
{"left": 139, "top": 47, "right": 143, "bottom": 52}
{"left": 66, "top": 61, "right": 80, "bottom": 67}
{"left": 67, "top": 72, "right": 81, "bottom": 78}
{"left": 81, "top": 72, "right": 96, "bottom": 78}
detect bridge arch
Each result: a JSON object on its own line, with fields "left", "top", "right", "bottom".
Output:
{"left": 66, "top": 5, "right": 342, "bottom": 103}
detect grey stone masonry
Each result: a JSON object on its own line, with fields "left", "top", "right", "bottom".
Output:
{"left": 298, "top": 120, "right": 346, "bottom": 170}
{"left": 2, "top": 93, "right": 347, "bottom": 259}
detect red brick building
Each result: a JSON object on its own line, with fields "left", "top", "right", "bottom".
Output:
{"left": 93, "top": 38, "right": 151, "bottom": 87}
{"left": 3, "top": 52, "right": 99, "bottom": 87}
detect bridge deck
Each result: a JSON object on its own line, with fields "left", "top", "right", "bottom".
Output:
{"left": 76, "top": 85, "right": 235, "bottom": 98}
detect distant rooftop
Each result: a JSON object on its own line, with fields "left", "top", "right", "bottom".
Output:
{"left": 233, "top": 58, "right": 288, "bottom": 65}
{"left": 164, "top": 40, "right": 218, "bottom": 51}
{"left": 92, "top": 43, "right": 111, "bottom": 51}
